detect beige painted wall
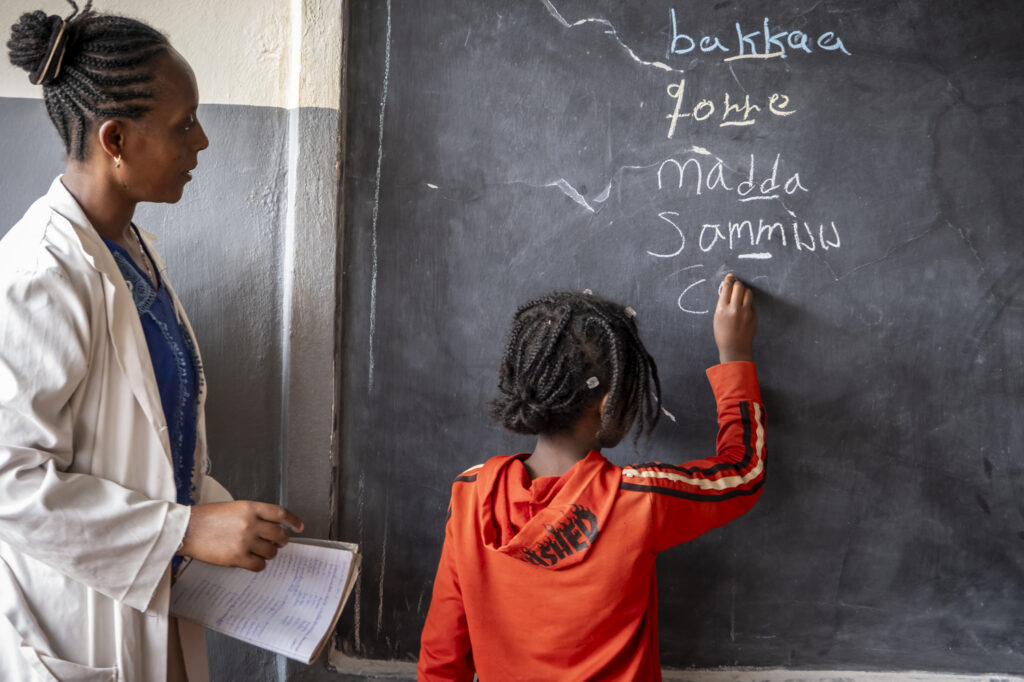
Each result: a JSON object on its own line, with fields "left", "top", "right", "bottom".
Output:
{"left": 0, "top": 0, "right": 341, "bottom": 109}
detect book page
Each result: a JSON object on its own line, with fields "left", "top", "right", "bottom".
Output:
{"left": 170, "top": 540, "right": 356, "bottom": 663}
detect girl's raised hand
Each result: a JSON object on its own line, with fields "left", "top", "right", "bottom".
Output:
{"left": 713, "top": 274, "right": 757, "bottom": 364}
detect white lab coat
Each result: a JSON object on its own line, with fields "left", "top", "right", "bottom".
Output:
{"left": 0, "top": 177, "right": 231, "bottom": 681}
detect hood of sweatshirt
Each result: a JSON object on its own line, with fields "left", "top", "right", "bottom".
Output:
{"left": 475, "top": 451, "right": 620, "bottom": 570}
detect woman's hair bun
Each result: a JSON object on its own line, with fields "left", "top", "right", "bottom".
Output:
{"left": 7, "top": 3, "right": 86, "bottom": 86}
{"left": 8, "top": 11, "right": 61, "bottom": 79}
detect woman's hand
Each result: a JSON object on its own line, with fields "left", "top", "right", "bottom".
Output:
{"left": 178, "top": 501, "right": 304, "bottom": 572}
{"left": 713, "top": 273, "right": 757, "bottom": 364}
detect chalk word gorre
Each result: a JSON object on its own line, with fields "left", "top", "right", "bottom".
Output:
{"left": 665, "top": 79, "right": 795, "bottom": 135}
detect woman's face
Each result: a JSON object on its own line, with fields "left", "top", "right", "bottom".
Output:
{"left": 117, "top": 48, "right": 209, "bottom": 204}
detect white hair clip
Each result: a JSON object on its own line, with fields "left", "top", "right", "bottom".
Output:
{"left": 624, "top": 306, "right": 637, "bottom": 318}
{"left": 586, "top": 376, "right": 600, "bottom": 389}
{"left": 583, "top": 289, "right": 593, "bottom": 295}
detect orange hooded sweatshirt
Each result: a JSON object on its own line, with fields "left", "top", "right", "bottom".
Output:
{"left": 418, "top": 362, "right": 765, "bottom": 681}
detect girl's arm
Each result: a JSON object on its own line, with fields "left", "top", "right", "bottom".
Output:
{"left": 622, "top": 361, "right": 765, "bottom": 551}
{"left": 619, "top": 274, "right": 764, "bottom": 551}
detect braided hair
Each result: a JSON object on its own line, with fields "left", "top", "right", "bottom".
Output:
{"left": 7, "top": 0, "right": 170, "bottom": 161}
{"left": 490, "top": 290, "right": 662, "bottom": 444}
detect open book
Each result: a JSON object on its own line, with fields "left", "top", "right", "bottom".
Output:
{"left": 170, "top": 538, "right": 361, "bottom": 664}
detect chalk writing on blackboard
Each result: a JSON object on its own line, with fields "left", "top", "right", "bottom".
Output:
{"left": 536, "top": 3, "right": 852, "bottom": 315}
{"left": 649, "top": 213, "right": 841, "bottom": 259}
{"left": 666, "top": 80, "right": 796, "bottom": 136}
{"left": 668, "top": 12, "right": 853, "bottom": 60}
{"left": 657, "top": 153, "right": 808, "bottom": 202}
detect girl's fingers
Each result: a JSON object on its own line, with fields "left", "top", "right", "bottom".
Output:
{"left": 718, "top": 274, "right": 736, "bottom": 308}
{"left": 742, "top": 286, "right": 754, "bottom": 308}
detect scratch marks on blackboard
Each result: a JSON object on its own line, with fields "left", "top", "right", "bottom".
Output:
{"left": 729, "top": 575, "right": 737, "bottom": 643}
{"left": 727, "top": 63, "right": 747, "bottom": 92}
{"left": 544, "top": 161, "right": 653, "bottom": 213}
{"left": 354, "top": 469, "right": 366, "bottom": 649}
{"left": 965, "top": 264, "right": 1022, "bottom": 356}
{"left": 416, "top": 584, "right": 428, "bottom": 616}
{"left": 945, "top": 219, "right": 986, "bottom": 271}
{"left": 983, "top": 458, "right": 993, "bottom": 480}
{"left": 975, "top": 494, "right": 992, "bottom": 516}
{"left": 544, "top": 149, "right": 704, "bottom": 214}
{"left": 547, "top": 178, "right": 606, "bottom": 213}
{"left": 541, "top": 0, "right": 681, "bottom": 74}
{"left": 377, "top": 492, "right": 390, "bottom": 636}
{"left": 832, "top": 223, "right": 941, "bottom": 283}
{"left": 794, "top": 1, "right": 826, "bottom": 19}
{"left": 368, "top": 0, "right": 393, "bottom": 392}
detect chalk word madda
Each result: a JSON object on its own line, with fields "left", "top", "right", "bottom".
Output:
{"left": 657, "top": 152, "right": 808, "bottom": 202}
{"left": 668, "top": 12, "right": 852, "bottom": 60}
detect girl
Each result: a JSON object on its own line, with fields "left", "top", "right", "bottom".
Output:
{"left": 2, "top": 3, "right": 302, "bottom": 680}
{"left": 419, "top": 274, "right": 765, "bottom": 680}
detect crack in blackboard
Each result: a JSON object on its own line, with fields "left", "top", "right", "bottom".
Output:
{"left": 540, "top": 0, "right": 683, "bottom": 74}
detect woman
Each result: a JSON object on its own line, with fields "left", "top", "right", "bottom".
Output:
{"left": 1, "top": 3, "right": 302, "bottom": 680}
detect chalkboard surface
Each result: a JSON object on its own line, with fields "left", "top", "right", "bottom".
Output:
{"left": 336, "top": 0, "right": 1024, "bottom": 672}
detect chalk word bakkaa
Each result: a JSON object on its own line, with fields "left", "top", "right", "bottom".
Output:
{"left": 668, "top": 13, "right": 852, "bottom": 61}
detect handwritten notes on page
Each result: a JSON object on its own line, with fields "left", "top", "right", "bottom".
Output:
{"left": 170, "top": 538, "right": 361, "bottom": 663}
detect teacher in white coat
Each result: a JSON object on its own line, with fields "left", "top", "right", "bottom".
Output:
{"left": 1, "top": 2, "right": 304, "bottom": 680}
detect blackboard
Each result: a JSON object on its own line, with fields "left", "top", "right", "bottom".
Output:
{"left": 336, "top": 0, "right": 1024, "bottom": 672}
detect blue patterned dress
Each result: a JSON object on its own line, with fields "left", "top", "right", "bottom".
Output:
{"left": 102, "top": 227, "right": 199, "bottom": 571}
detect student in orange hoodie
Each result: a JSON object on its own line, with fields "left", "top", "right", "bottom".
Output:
{"left": 418, "top": 274, "right": 764, "bottom": 681}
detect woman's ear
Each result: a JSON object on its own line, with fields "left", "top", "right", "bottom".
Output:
{"left": 96, "top": 120, "right": 124, "bottom": 165}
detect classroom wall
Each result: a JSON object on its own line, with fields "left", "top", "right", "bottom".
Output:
{"left": 0, "top": 1, "right": 342, "bottom": 680}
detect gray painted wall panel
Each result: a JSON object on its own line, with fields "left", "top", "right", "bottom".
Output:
{"left": 0, "top": 98, "right": 67, "bottom": 231}
{"left": 1, "top": 96, "right": 292, "bottom": 680}
{"left": 0, "top": 98, "right": 290, "bottom": 507}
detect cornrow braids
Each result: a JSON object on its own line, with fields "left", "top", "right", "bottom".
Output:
{"left": 489, "top": 290, "right": 662, "bottom": 445}
{"left": 7, "top": 1, "right": 170, "bottom": 160}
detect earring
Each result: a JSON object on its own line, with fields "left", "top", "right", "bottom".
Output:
{"left": 114, "top": 155, "right": 121, "bottom": 168}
